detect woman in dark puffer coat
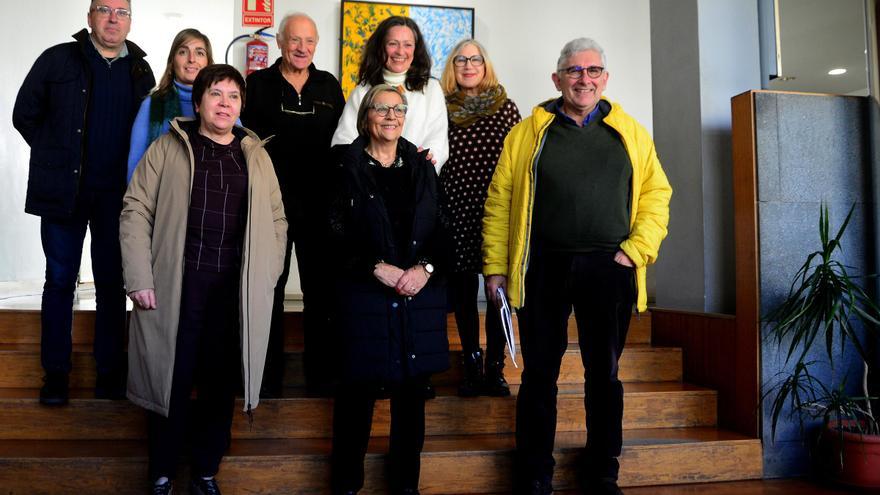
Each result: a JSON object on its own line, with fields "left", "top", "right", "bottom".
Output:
{"left": 327, "top": 84, "right": 449, "bottom": 495}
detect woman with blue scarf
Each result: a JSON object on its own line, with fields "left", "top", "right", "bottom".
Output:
{"left": 126, "top": 28, "right": 213, "bottom": 182}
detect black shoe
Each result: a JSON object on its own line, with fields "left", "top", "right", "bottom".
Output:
{"left": 190, "top": 477, "right": 221, "bottom": 495}
{"left": 152, "top": 480, "right": 173, "bottom": 495}
{"left": 398, "top": 489, "right": 420, "bottom": 495}
{"left": 259, "top": 382, "right": 283, "bottom": 399}
{"left": 592, "top": 478, "right": 623, "bottom": 495}
{"left": 516, "top": 476, "right": 553, "bottom": 495}
{"left": 458, "top": 349, "right": 484, "bottom": 397}
{"left": 305, "top": 379, "right": 337, "bottom": 398}
{"left": 95, "top": 371, "right": 126, "bottom": 400}
{"left": 484, "top": 358, "right": 510, "bottom": 397}
{"left": 580, "top": 455, "right": 621, "bottom": 494}
{"left": 422, "top": 380, "right": 436, "bottom": 400}
{"left": 39, "top": 372, "right": 69, "bottom": 406}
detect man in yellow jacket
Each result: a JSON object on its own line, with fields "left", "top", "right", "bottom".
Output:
{"left": 482, "top": 38, "right": 671, "bottom": 495}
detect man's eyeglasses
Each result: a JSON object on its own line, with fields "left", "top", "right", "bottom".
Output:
{"left": 91, "top": 5, "right": 132, "bottom": 19}
{"left": 560, "top": 65, "right": 605, "bottom": 80}
{"left": 369, "top": 103, "right": 408, "bottom": 117}
{"left": 453, "top": 55, "right": 485, "bottom": 67}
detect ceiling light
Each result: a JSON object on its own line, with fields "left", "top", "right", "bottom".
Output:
{"left": 828, "top": 68, "right": 847, "bottom": 76}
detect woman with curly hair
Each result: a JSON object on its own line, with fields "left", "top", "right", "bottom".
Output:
{"left": 332, "top": 16, "right": 448, "bottom": 174}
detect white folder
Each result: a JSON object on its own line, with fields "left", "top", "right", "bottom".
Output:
{"left": 496, "top": 287, "right": 518, "bottom": 368}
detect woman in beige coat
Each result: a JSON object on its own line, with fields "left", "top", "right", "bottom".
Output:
{"left": 120, "top": 64, "right": 286, "bottom": 495}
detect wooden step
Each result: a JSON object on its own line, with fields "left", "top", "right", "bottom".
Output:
{"left": 316, "top": 344, "right": 682, "bottom": 387}
{"left": 0, "top": 309, "right": 651, "bottom": 347}
{"left": 274, "top": 343, "right": 681, "bottom": 387}
{"left": 0, "top": 343, "right": 682, "bottom": 389}
{"left": 445, "top": 310, "right": 652, "bottom": 347}
{"left": 0, "top": 309, "right": 95, "bottom": 345}
{"left": 0, "top": 382, "right": 715, "bottom": 440}
{"left": 0, "top": 428, "right": 762, "bottom": 493}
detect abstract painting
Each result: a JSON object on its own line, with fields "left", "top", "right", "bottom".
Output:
{"left": 340, "top": 1, "right": 475, "bottom": 98}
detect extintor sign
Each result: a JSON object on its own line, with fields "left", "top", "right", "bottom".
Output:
{"left": 243, "top": 0, "right": 273, "bottom": 27}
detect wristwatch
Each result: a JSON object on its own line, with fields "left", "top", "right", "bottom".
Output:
{"left": 420, "top": 262, "right": 434, "bottom": 275}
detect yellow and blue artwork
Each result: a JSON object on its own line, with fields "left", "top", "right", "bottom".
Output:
{"left": 340, "top": 1, "right": 475, "bottom": 98}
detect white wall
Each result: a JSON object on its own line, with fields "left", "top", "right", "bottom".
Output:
{"left": 0, "top": 0, "right": 652, "bottom": 290}
{"left": 0, "top": 4, "right": 67, "bottom": 283}
{"left": 0, "top": 1, "right": 233, "bottom": 283}
{"left": 232, "top": 0, "right": 653, "bottom": 130}
{"left": 650, "top": 0, "right": 761, "bottom": 313}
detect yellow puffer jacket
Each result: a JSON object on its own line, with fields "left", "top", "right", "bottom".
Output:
{"left": 482, "top": 98, "right": 672, "bottom": 311}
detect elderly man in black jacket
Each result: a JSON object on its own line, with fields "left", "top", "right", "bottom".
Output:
{"left": 12, "top": 0, "right": 155, "bottom": 405}
{"left": 242, "top": 11, "right": 345, "bottom": 397}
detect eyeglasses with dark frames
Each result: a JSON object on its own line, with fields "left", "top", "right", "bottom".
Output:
{"left": 368, "top": 103, "right": 408, "bottom": 117}
{"left": 91, "top": 5, "right": 131, "bottom": 19}
{"left": 560, "top": 65, "right": 605, "bottom": 80}
{"left": 453, "top": 55, "right": 485, "bottom": 67}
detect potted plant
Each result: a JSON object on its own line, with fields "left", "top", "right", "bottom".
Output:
{"left": 763, "top": 203, "right": 880, "bottom": 487}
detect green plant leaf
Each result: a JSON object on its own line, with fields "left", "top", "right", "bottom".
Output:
{"left": 761, "top": 202, "right": 879, "bottom": 441}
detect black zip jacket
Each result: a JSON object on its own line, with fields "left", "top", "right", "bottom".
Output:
{"left": 12, "top": 29, "right": 154, "bottom": 219}
{"left": 242, "top": 60, "right": 344, "bottom": 232}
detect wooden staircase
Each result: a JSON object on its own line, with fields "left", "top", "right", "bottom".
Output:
{"left": 0, "top": 308, "right": 762, "bottom": 494}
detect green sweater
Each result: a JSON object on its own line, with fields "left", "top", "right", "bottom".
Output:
{"left": 531, "top": 108, "right": 632, "bottom": 252}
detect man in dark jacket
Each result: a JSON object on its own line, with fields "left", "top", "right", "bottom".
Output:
{"left": 12, "top": 0, "right": 155, "bottom": 406}
{"left": 241, "top": 12, "right": 344, "bottom": 397}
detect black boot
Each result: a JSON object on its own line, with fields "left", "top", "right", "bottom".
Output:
{"left": 458, "top": 349, "right": 484, "bottom": 397}
{"left": 40, "top": 371, "right": 69, "bottom": 406}
{"left": 515, "top": 476, "right": 553, "bottom": 495}
{"left": 422, "top": 379, "right": 436, "bottom": 400}
{"left": 95, "top": 370, "right": 127, "bottom": 400}
{"left": 484, "top": 358, "right": 510, "bottom": 397}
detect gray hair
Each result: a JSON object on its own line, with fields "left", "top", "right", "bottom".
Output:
{"left": 91, "top": 0, "right": 131, "bottom": 7}
{"left": 356, "top": 84, "right": 408, "bottom": 138}
{"left": 277, "top": 12, "right": 318, "bottom": 41}
{"left": 556, "top": 37, "right": 606, "bottom": 71}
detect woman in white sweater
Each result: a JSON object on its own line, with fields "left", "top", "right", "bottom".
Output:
{"left": 332, "top": 16, "right": 448, "bottom": 173}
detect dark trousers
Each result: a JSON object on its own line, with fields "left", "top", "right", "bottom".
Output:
{"left": 449, "top": 272, "right": 505, "bottom": 362}
{"left": 515, "top": 251, "right": 635, "bottom": 482}
{"left": 331, "top": 379, "right": 427, "bottom": 493}
{"left": 148, "top": 268, "right": 240, "bottom": 481}
{"left": 40, "top": 190, "right": 126, "bottom": 375}
{"left": 265, "top": 223, "right": 334, "bottom": 391}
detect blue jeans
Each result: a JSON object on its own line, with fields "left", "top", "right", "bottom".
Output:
{"left": 40, "top": 190, "right": 126, "bottom": 375}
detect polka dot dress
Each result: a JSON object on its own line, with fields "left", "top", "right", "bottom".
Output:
{"left": 440, "top": 99, "right": 522, "bottom": 273}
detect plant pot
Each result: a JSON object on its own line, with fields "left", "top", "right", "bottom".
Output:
{"left": 818, "top": 419, "right": 880, "bottom": 488}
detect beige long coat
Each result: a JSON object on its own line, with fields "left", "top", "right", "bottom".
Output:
{"left": 120, "top": 118, "right": 287, "bottom": 417}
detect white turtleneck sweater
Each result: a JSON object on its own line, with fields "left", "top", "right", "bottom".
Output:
{"left": 331, "top": 69, "right": 449, "bottom": 174}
